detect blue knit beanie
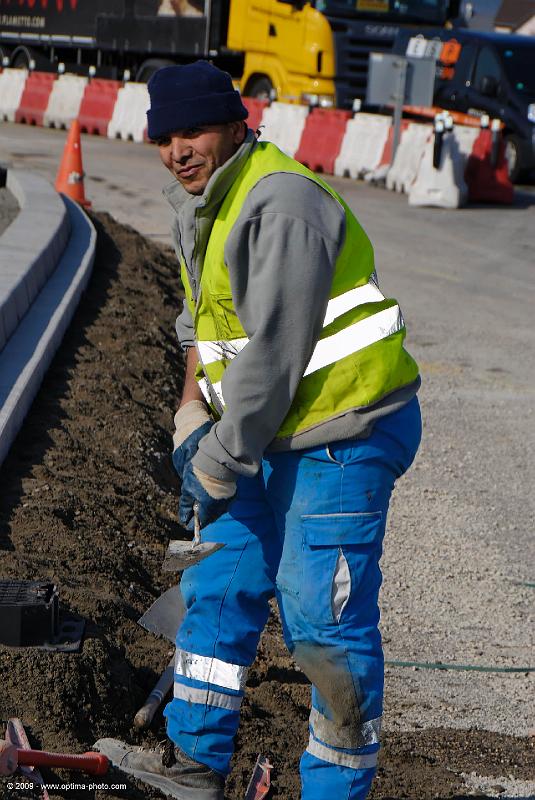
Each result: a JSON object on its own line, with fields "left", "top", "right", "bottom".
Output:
{"left": 147, "top": 61, "right": 248, "bottom": 140}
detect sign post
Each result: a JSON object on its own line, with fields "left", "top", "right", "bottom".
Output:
{"left": 366, "top": 51, "right": 436, "bottom": 163}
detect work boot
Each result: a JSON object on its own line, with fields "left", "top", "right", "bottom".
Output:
{"left": 94, "top": 737, "right": 225, "bottom": 800}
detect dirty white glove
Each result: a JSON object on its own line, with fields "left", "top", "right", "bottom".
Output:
{"left": 172, "top": 400, "right": 212, "bottom": 450}
{"left": 172, "top": 401, "right": 213, "bottom": 479}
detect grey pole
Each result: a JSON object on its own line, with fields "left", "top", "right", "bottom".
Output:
{"left": 391, "top": 57, "right": 407, "bottom": 164}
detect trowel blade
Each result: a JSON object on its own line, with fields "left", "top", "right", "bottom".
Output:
{"left": 162, "top": 539, "right": 224, "bottom": 572}
{"left": 138, "top": 585, "right": 186, "bottom": 644}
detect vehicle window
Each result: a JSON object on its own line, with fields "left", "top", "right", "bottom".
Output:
{"left": 498, "top": 46, "right": 535, "bottom": 97}
{"left": 312, "top": 0, "right": 448, "bottom": 24}
{"left": 473, "top": 46, "right": 502, "bottom": 91}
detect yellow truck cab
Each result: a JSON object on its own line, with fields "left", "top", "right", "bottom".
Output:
{"left": 227, "top": 1, "right": 336, "bottom": 106}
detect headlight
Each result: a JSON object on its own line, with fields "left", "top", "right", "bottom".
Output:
{"left": 301, "top": 93, "right": 335, "bottom": 108}
{"left": 528, "top": 104, "right": 535, "bottom": 123}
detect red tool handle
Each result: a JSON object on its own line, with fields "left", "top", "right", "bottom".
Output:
{"left": 17, "top": 749, "right": 109, "bottom": 776}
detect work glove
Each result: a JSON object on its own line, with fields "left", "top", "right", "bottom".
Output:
{"left": 179, "top": 461, "right": 236, "bottom": 531}
{"left": 172, "top": 400, "right": 213, "bottom": 480}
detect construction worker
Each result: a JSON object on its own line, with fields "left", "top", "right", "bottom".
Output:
{"left": 97, "top": 61, "right": 422, "bottom": 799}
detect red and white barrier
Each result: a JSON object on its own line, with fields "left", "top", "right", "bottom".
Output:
{"left": 108, "top": 82, "right": 149, "bottom": 143}
{"left": 15, "top": 71, "right": 56, "bottom": 126}
{"left": 78, "top": 79, "right": 122, "bottom": 136}
{"left": 44, "top": 74, "right": 88, "bottom": 129}
{"left": 241, "top": 97, "right": 269, "bottom": 135}
{"left": 258, "top": 102, "right": 309, "bottom": 158}
{"left": 465, "top": 122, "right": 514, "bottom": 204}
{"left": 2, "top": 69, "right": 515, "bottom": 208}
{"left": 453, "top": 124, "right": 480, "bottom": 161}
{"left": 409, "top": 130, "right": 467, "bottom": 208}
{"left": 386, "top": 123, "right": 432, "bottom": 194}
{"left": 296, "top": 108, "right": 351, "bottom": 174}
{"left": 335, "top": 113, "right": 391, "bottom": 179}
{"left": 0, "top": 69, "right": 28, "bottom": 122}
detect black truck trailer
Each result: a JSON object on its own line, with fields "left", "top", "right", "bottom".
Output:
{"left": 0, "top": 0, "right": 239, "bottom": 81}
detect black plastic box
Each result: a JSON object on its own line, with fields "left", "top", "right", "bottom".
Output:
{"left": 0, "top": 581, "right": 59, "bottom": 647}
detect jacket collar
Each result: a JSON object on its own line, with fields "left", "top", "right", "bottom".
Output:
{"left": 162, "top": 129, "right": 256, "bottom": 215}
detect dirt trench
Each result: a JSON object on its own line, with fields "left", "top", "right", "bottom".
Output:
{"left": 0, "top": 214, "right": 533, "bottom": 800}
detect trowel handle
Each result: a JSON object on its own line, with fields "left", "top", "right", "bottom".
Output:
{"left": 17, "top": 749, "right": 109, "bottom": 776}
{"left": 134, "top": 658, "right": 175, "bottom": 730}
{"left": 193, "top": 502, "right": 201, "bottom": 544}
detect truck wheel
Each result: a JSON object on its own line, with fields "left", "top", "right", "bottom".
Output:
{"left": 11, "top": 46, "right": 33, "bottom": 69}
{"left": 136, "top": 59, "right": 175, "bottom": 83}
{"left": 246, "top": 76, "right": 274, "bottom": 101}
{"left": 504, "top": 135, "right": 523, "bottom": 183}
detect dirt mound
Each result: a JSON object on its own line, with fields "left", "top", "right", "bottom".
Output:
{"left": 1, "top": 214, "right": 533, "bottom": 799}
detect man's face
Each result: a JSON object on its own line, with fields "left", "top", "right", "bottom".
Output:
{"left": 157, "top": 122, "right": 246, "bottom": 195}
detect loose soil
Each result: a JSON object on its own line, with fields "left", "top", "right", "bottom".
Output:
{"left": 0, "top": 214, "right": 533, "bottom": 799}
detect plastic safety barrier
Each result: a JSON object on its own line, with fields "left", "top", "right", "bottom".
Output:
{"left": 296, "top": 108, "right": 351, "bottom": 174}
{"left": 465, "top": 127, "right": 513, "bottom": 204}
{"left": 78, "top": 79, "right": 122, "bottom": 136}
{"left": 363, "top": 121, "right": 410, "bottom": 185}
{"left": 242, "top": 97, "right": 268, "bottom": 135}
{"left": 409, "top": 130, "right": 467, "bottom": 208}
{"left": 107, "top": 82, "right": 149, "bottom": 144}
{"left": 386, "top": 123, "right": 432, "bottom": 193}
{"left": 257, "top": 101, "right": 309, "bottom": 158}
{"left": 44, "top": 73, "right": 88, "bottom": 129}
{"left": 0, "top": 68, "right": 28, "bottom": 122}
{"left": 453, "top": 124, "right": 479, "bottom": 160}
{"left": 335, "top": 113, "right": 391, "bottom": 180}
{"left": 15, "top": 71, "right": 56, "bottom": 126}
{"left": 79, "top": 79, "right": 123, "bottom": 137}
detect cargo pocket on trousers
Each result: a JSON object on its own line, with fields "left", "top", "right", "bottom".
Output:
{"left": 300, "top": 512, "right": 384, "bottom": 625}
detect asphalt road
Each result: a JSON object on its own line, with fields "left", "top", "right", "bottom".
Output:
{"left": 1, "top": 122, "right": 534, "bottom": 797}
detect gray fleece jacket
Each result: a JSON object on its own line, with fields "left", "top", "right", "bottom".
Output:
{"left": 164, "top": 131, "right": 419, "bottom": 482}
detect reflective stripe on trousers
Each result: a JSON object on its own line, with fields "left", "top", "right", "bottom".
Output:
{"left": 164, "top": 398, "right": 422, "bottom": 798}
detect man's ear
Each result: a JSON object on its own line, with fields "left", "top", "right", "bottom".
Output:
{"left": 230, "top": 120, "right": 247, "bottom": 145}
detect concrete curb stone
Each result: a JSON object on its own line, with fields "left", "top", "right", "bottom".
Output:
{"left": 0, "top": 176, "right": 96, "bottom": 466}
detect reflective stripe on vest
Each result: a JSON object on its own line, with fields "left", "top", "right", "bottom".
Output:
{"left": 196, "top": 278, "right": 387, "bottom": 368}
{"left": 195, "top": 280, "right": 402, "bottom": 408}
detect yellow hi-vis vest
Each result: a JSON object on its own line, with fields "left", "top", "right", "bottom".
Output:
{"left": 181, "top": 142, "right": 419, "bottom": 439}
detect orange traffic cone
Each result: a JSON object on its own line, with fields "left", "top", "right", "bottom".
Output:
{"left": 55, "top": 119, "right": 91, "bottom": 208}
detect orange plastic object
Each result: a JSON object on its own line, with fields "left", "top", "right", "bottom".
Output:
{"left": 403, "top": 105, "right": 492, "bottom": 128}
{"left": 55, "top": 119, "right": 91, "bottom": 207}
{"left": 17, "top": 749, "right": 109, "bottom": 776}
{"left": 440, "top": 40, "right": 462, "bottom": 65}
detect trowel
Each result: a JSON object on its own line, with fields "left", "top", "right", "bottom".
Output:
{"left": 162, "top": 502, "right": 224, "bottom": 572}
{"left": 134, "top": 506, "right": 224, "bottom": 728}
{"left": 134, "top": 584, "right": 184, "bottom": 729}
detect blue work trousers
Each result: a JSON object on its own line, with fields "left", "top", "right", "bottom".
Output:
{"left": 165, "top": 397, "right": 421, "bottom": 800}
